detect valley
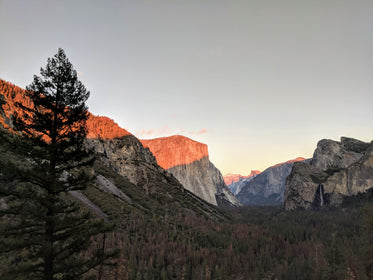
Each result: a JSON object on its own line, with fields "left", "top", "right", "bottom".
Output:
{"left": 1, "top": 78, "right": 373, "bottom": 279}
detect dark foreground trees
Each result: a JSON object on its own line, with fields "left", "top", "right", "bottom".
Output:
{"left": 0, "top": 48, "right": 113, "bottom": 280}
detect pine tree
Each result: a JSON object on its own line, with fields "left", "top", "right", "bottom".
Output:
{"left": 0, "top": 48, "right": 114, "bottom": 280}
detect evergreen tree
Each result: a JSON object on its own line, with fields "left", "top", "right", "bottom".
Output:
{"left": 0, "top": 48, "right": 113, "bottom": 280}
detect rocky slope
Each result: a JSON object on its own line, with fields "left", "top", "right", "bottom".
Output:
{"left": 236, "top": 157, "right": 305, "bottom": 205}
{"left": 142, "top": 136, "right": 240, "bottom": 207}
{"left": 284, "top": 137, "right": 372, "bottom": 210}
{"left": 85, "top": 135, "right": 181, "bottom": 193}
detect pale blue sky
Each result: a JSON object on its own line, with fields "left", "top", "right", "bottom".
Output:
{"left": 1, "top": 0, "right": 373, "bottom": 175}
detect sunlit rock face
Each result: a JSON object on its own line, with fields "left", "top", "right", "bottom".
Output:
{"left": 0, "top": 79, "right": 131, "bottom": 140}
{"left": 284, "top": 137, "right": 373, "bottom": 210}
{"left": 236, "top": 157, "right": 306, "bottom": 205}
{"left": 86, "top": 115, "right": 131, "bottom": 139}
{"left": 142, "top": 135, "right": 240, "bottom": 207}
{"left": 0, "top": 79, "right": 34, "bottom": 129}
{"left": 141, "top": 136, "right": 209, "bottom": 170}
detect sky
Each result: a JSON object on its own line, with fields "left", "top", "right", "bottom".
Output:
{"left": 1, "top": 0, "right": 373, "bottom": 175}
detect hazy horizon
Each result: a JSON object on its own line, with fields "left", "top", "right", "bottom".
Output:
{"left": 1, "top": 0, "right": 373, "bottom": 175}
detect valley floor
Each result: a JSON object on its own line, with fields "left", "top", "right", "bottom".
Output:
{"left": 87, "top": 193, "right": 373, "bottom": 280}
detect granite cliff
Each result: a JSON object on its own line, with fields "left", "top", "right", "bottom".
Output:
{"left": 142, "top": 136, "right": 240, "bottom": 207}
{"left": 284, "top": 137, "right": 373, "bottom": 210}
{"left": 236, "top": 157, "right": 305, "bottom": 205}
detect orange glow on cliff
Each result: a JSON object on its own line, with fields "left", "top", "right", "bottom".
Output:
{"left": 271, "top": 157, "right": 305, "bottom": 168}
{"left": 223, "top": 170, "right": 261, "bottom": 185}
{"left": 141, "top": 135, "right": 209, "bottom": 170}
{"left": 86, "top": 114, "right": 131, "bottom": 139}
{"left": 0, "top": 79, "right": 130, "bottom": 140}
{"left": 0, "top": 80, "right": 34, "bottom": 130}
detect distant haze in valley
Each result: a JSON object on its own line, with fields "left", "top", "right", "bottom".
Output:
{"left": 1, "top": 0, "right": 373, "bottom": 174}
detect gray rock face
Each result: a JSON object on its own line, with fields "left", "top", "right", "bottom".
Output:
{"left": 323, "top": 142, "right": 373, "bottom": 206}
{"left": 284, "top": 137, "right": 372, "bottom": 210}
{"left": 168, "top": 157, "right": 240, "bottom": 207}
{"left": 237, "top": 160, "right": 304, "bottom": 205}
{"left": 85, "top": 136, "right": 182, "bottom": 193}
{"left": 228, "top": 176, "right": 256, "bottom": 196}
{"left": 311, "top": 138, "right": 363, "bottom": 170}
{"left": 283, "top": 162, "right": 328, "bottom": 210}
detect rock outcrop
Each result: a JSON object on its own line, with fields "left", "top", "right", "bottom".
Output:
{"left": 311, "top": 138, "right": 365, "bottom": 170}
{"left": 236, "top": 157, "right": 305, "bottom": 205}
{"left": 284, "top": 137, "right": 373, "bottom": 210}
{"left": 283, "top": 162, "right": 328, "bottom": 210}
{"left": 142, "top": 136, "right": 240, "bottom": 207}
{"left": 86, "top": 136, "right": 182, "bottom": 193}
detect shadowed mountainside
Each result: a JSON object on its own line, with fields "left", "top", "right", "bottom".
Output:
{"left": 236, "top": 157, "right": 305, "bottom": 205}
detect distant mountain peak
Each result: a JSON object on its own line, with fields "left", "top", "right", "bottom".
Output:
{"left": 223, "top": 170, "right": 261, "bottom": 185}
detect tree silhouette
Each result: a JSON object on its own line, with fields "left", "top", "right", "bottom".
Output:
{"left": 0, "top": 48, "right": 113, "bottom": 280}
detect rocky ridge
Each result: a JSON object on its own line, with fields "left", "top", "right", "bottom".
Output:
{"left": 284, "top": 137, "right": 373, "bottom": 210}
{"left": 142, "top": 136, "right": 240, "bottom": 207}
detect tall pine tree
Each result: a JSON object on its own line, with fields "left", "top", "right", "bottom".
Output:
{"left": 0, "top": 48, "right": 113, "bottom": 280}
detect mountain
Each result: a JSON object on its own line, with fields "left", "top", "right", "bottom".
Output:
{"left": 284, "top": 137, "right": 373, "bottom": 210}
{"left": 224, "top": 171, "right": 261, "bottom": 195}
{"left": 0, "top": 79, "right": 223, "bottom": 214}
{"left": 236, "top": 157, "right": 305, "bottom": 205}
{"left": 141, "top": 136, "right": 240, "bottom": 207}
